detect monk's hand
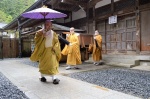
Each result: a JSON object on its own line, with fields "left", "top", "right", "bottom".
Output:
{"left": 37, "top": 31, "right": 43, "bottom": 36}
{"left": 69, "top": 43, "right": 72, "bottom": 46}
{"left": 94, "top": 37, "right": 96, "bottom": 39}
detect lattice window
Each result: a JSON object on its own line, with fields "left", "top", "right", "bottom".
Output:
{"left": 140, "top": 0, "right": 150, "bottom": 5}
{"left": 116, "top": 20, "right": 125, "bottom": 30}
{"left": 106, "top": 24, "right": 114, "bottom": 31}
{"left": 110, "top": 34, "right": 116, "bottom": 42}
{"left": 115, "top": 0, "right": 136, "bottom": 12}
{"left": 126, "top": 18, "right": 136, "bottom": 28}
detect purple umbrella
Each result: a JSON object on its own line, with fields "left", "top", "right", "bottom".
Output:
{"left": 22, "top": 6, "right": 67, "bottom": 19}
{"left": 21, "top": 6, "right": 69, "bottom": 45}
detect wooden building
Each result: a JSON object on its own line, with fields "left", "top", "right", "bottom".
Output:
{"left": 2, "top": 0, "right": 150, "bottom": 65}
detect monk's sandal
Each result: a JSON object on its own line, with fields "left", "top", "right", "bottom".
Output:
{"left": 53, "top": 78, "right": 60, "bottom": 84}
{"left": 39, "top": 77, "right": 46, "bottom": 82}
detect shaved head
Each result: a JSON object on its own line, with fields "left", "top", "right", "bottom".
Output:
{"left": 95, "top": 30, "right": 99, "bottom": 35}
{"left": 45, "top": 20, "right": 52, "bottom": 31}
{"left": 70, "top": 27, "right": 75, "bottom": 33}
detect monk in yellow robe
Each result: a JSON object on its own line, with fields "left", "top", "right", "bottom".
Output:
{"left": 30, "top": 20, "right": 61, "bottom": 84}
{"left": 92, "top": 30, "right": 102, "bottom": 65}
{"left": 61, "top": 27, "right": 82, "bottom": 70}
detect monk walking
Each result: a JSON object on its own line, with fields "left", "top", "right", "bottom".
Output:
{"left": 30, "top": 20, "right": 61, "bottom": 84}
{"left": 61, "top": 27, "right": 82, "bottom": 70}
{"left": 92, "top": 30, "right": 102, "bottom": 65}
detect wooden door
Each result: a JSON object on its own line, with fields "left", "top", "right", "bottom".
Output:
{"left": 140, "top": 10, "right": 150, "bottom": 51}
{"left": 97, "top": 16, "right": 136, "bottom": 54}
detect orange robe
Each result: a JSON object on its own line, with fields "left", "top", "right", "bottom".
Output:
{"left": 92, "top": 34, "right": 102, "bottom": 61}
{"left": 61, "top": 33, "right": 82, "bottom": 65}
{"left": 30, "top": 30, "right": 61, "bottom": 75}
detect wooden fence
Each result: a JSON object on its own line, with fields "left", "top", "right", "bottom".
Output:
{"left": 2, "top": 38, "right": 19, "bottom": 58}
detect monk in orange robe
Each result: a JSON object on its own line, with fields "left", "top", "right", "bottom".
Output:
{"left": 30, "top": 20, "right": 61, "bottom": 84}
{"left": 92, "top": 30, "right": 102, "bottom": 65}
{"left": 61, "top": 27, "right": 82, "bottom": 70}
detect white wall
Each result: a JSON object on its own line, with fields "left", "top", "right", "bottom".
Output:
{"left": 95, "top": 0, "right": 120, "bottom": 8}
{"left": 72, "top": 9, "right": 86, "bottom": 21}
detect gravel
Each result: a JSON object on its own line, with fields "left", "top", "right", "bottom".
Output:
{"left": 68, "top": 68, "right": 150, "bottom": 99}
{"left": 0, "top": 72, "right": 29, "bottom": 99}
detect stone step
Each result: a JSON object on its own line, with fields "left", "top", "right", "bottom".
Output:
{"left": 140, "top": 60, "right": 150, "bottom": 66}
{"left": 106, "top": 62, "right": 133, "bottom": 68}
{"left": 85, "top": 55, "right": 150, "bottom": 68}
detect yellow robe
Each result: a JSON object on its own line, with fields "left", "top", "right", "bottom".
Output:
{"left": 61, "top": 33, "right": 82, "bottom": 65}
{"left": 92, "top": 34, "right": 102, "bottom": 61}
{"left": 30, "top": 30, "right": 61, "bottom": 75}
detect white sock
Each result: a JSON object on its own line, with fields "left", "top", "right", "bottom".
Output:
{"left": 66, "top": 65, "right": 71, "bottom": 68}
{"left": 40, "top": 73, "right": 44, "bottom": 78}
{"left": 52, "top": 75, "right": 56, "bottom": 80}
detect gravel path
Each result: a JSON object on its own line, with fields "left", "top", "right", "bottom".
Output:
{"left": 0, "top": 72, "right": 29, "bottom": 99}
{"left": 69, "top": 68, "right": 150, "bottom": 99}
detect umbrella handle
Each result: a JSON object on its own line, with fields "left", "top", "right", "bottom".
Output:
{"left": 58, "top": 35, "right": 70, "bottom": 45}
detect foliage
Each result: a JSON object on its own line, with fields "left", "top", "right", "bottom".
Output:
{"left": 0, "top": 0, "right": 35, "bottom": 23}
{"left": 0, "top": 10, "right": 12, "bottom": 23}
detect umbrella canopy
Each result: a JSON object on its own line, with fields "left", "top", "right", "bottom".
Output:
{"left": 22, "top": 6, "right": 67, "bottom": 19}
{"left": 21, "top": 6, "right": 69, "bottom": 45}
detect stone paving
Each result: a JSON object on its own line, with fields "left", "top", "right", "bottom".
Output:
{"left": 0, "top": 58, "right": 144, "bottom": 99}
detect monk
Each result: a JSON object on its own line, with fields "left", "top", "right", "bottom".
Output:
{"left": 61, "top": 27, "right": 82, "bottom": 70}
{"left": 30, "top": 20, "right": 61, "bottom": 84}
{"left": 92, "top": 30, "right": 102, "bottom": 65}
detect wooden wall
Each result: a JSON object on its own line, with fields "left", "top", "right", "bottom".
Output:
{"left": 2, "top": 38, "right": 19, "bottom": 58}
{"left": 140, "top": 10, "right": 150, "bottom": 51}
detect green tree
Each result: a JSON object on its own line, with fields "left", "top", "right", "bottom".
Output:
{"left": 0, "top": 10, "right": 12, "bottom": 23}
{"left": 0, "top": 0, "right": 35, "bottom": 23}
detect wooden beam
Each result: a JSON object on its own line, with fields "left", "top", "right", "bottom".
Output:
{"left": 90, "top": 0, "right": 102, "bottom": 5}
{"left": 88, "top": 0, "right": 102, "bottom": 8}
{"left": 111, "top": 0, "right": 114, "bottom": 15}
{"left": 62, "top": 0, "right": 87, "bottom": 7}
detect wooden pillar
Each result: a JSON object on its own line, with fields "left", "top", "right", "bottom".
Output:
{"left": 70, "top": 12, "right": 72, "bottom": 26}
{"left": 93, "top": 6, "right": 96, "bottom": 32}
{"left": 17, "top": 18, "right": 22, "bottom": 58}
{"left": 135, "top": 0, "right": 140, "bottom": 54}
{"left": 86, "top": 5, "right": 89, "bottom": 34}
{"left": 111, "top": 0, "right": 114, "bottom": 15}
{"left": 0, "top": 31, "right": 3, "bottom": 59}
